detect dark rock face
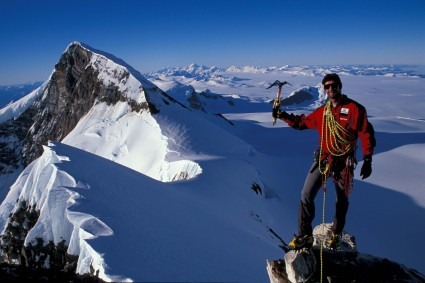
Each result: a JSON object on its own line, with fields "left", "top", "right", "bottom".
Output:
{"left": 0, "top": 117, "right": 28, "bottom": 174}
{"left": 0, "top": 201, "right": 39, "bottom": 265}
{"left": 0, "top": 262, "right": 106, "bottom": 282}
{"left": 21, "top": 45, "right": 98, "bottom": 165}
{"left": 0, "top": 200, "right": 78, "bottom": 273}
{"left": 0, "top": 44, "right": 99, "bottom": 175}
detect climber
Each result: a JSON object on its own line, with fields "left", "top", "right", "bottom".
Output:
{"left": 272, "top": 73, "right": 376, "bottom": 249}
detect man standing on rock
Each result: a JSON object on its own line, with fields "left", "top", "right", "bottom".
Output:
{"left": 272, "top": 73, "right": 376, "bottom": 249}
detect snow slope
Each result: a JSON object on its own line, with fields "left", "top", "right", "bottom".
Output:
{"left": 22, "top": 141, "right": 285, "bottom": 282}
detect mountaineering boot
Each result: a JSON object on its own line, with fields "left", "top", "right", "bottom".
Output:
{"left": 328, "top": 232, "right": 341, "bottom": 250}
{"left": 288, "top": 234, "right": 314, "bottom": 250}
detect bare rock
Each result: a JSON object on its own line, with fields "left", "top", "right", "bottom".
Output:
{"left": 267, "top": 223, "right": 425, "bottom": 283}
{"left": 284, "top": 249, "right": 316, "bottom": 283}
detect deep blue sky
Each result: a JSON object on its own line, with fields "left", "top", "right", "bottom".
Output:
{"left": 1, "top": 0, "right": 424, "bottom": 84}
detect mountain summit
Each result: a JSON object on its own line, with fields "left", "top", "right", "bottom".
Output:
{"left": 0, "top": 41, "right": 203, "bottom": 189}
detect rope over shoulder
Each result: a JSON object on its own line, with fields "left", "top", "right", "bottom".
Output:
{"left": 318, "top": 99, "right": 357, "bottom": 178}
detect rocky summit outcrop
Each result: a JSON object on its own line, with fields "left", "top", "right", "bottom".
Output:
{"left": 267, "top": 224, "right": 425, "bottom": 283}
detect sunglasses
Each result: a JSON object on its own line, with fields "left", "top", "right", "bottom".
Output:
{"left": 324, "top": 83, "right": 339, "bottom": 90}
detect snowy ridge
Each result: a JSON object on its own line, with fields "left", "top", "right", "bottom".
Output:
{"left": 0, "top": 144, "right": 76, "bottom": 244}
{"left": 73, "top": 42, "right": 157, "bottom": 91}
{"left": 0, "top": 143, "right": 128, "bottom": 281}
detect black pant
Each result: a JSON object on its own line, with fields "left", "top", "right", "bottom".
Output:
{"left": 298, "top": 159, "right": 349, "bottom": 236}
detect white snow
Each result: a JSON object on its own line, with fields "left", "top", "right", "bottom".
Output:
{"left": 0, "top": 53, "right": 424, "bottom": 282}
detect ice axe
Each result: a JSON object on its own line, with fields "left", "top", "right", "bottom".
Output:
{"left": 267, "top": 80, "right": 292, "bottom": 125}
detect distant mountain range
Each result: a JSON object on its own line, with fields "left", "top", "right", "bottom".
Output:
{"left": 0, "top": 82, "right": 43, "bottom": 108}
{"left": 146, "top": 63, "right": 425, "bottom": 79}
{"left": 1, "top": 64, "right": 423, "bottom": 109}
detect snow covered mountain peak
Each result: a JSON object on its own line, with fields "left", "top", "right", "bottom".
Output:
{"left": 151, "top": 63, "right": 225, "bottom": 79}
{"left": 64, "top": 41, "right": 158, "bottom": 104}
{"left": 57, "top": 42, "right": 203, "bottom": 182}
{"left": 0, "top": 42, "right": 204, "bottom": 188}
{"left": 67, "top": 41, "right": 157, "bottom": 91}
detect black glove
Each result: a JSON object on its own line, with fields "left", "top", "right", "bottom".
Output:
{"left": 272, "top": 107, "right": 281, "bottom": 119}
{"left": 360, "top": 155, "right": 372, "bottom": 180}
{"left": 272, "top": 107, "right": 289, "bottom": 119}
